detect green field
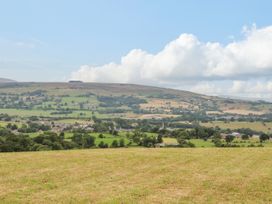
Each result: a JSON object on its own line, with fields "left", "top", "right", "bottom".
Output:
{"left": 0, "top": 121, "right": 11, "bottom": 127}
{"left": 55, "top": 119, "right": 88, "bottom": 124}
{"left": 163, "top": 138, "right": 215, "bottom": 148}
{"left": 163, "top": 137, "right": 272, "bottom": 147}
{"left": 1, "top": 148, "right": 272, "bottom": 203}
{"left": 0, "top": 108, "right": 114, "bottom": 119}
{"left": 0, "top": 109, "right": 53, "bottom": 117}
{"left": 201, "top": 121, "right": 272, "bottom": 132}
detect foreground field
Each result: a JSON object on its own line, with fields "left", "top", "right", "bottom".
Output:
{"left": 1, "top": 149, "right": 272, "bottom": 203}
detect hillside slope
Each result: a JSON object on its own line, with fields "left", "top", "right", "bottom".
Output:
{"left": 0, "top": 82, "right": 271, "bottom": 118}
{"left": 0, "top": 78, "right": 16, "bottom": 83}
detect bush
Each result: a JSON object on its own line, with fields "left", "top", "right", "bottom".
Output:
{"left": 83, "top": 135, "right": 96, "bottom": 148}
{"left": 176, "top": 131, "right": 195, "bottom": 148}
{"left": 112, "top": 130, "right": 119, "bottom": 136}
{"left": 225, "top": 135, "right": 235, "bottom": 143}
{"left": 111, "top": 140, "right": 119, "bottom": 148}
{"left": 119, "top": 138, "right": 125, "bottom": 147}
{"left": 98, "top": 141, "right": 108, "bottom": 148}
{"left": 241, "top": 134, "right": 249, "bottom": 140}
{"left": 98, "top": 133, "right": 104, "bottom": 138}
{"left": 248, "top": 144, "right": 256, "bottom": 147}
{"left": 260, "top": 133, "right": 269, "bottom": 143}
{"left": 32, "top": 144, "right": 52, "bottom": 151}
{"left": 187, "top": 141, "right": 196, "bottom": 147}
{"left": 157, "top": 134, "right": 163, "bottom": 143}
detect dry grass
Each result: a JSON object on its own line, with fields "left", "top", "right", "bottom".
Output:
{"left": 1, "top": 148, "right": 272, "bottom": 203}
{"left": 140, "top": 99, "right": 196, "bottom": 111}
{"left": 126, "top": 113, "right": 178, "bottom": 119}
{"left": 223, "top": 109, "right": 265, "bottom": 115}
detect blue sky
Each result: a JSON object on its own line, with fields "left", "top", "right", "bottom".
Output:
{"left": 1, "top": 0, "right": 272, "bottom": 99}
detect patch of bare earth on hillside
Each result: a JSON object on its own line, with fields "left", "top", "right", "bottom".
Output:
{"left": 126, "top": 113, "right": 179, "bottom": 119}
{"left": 140, "top": 99, "right": 198, "bottom": 111}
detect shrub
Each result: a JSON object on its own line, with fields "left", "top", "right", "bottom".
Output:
{"left": 241, "top": 134, "right": 249, "bottom": 140}
{"left": 119, "top": 138, "right": 125, "bottom": 147}
{"left": 225, "top": 135, "right": 235, "bottom": 143}
{"left": 98, "top": 133, "right": 104, "bottom": 138}
{"left": 157, "top": 134, "right": 163, "bottom": 143}
{"left": 98, "top": 141, "right": 108, "bottom": 148}
{"left": 260, "top": 133, "right": 269, "bottom": 143}
{"left": 111, "top": 140, "right": 119, "bottom": 148}
{"left": 248, "top": 144, "right": 256, "bottom": 147}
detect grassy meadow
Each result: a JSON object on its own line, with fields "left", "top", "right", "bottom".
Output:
{"left": 1, "top": 148, "right": 272, "bottom": 203}
{"left": 201, "top": 121, "right": 272, "bottom": 132}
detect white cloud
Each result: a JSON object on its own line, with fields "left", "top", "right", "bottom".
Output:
{"left": 71, "top": 25, "right": 272, "bottom": 100}
{"left": 15, "top": 42, "right": 35, "bottom": 49}
{"left": 229, "top": 80, "right": 272, "bottom": 99}
{"left": 1, "top": 38, "right": 47, "bottom": 49}
{"left": 189, "top": 82, "right": 223, "bottom": 96}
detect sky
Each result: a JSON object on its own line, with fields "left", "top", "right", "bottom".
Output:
{"left": 1, "top": 0, "right": 272, "bottom": 100}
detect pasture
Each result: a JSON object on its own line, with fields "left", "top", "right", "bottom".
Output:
{"left": 201, "top": 121, "right": 272, "bottom": 132}
{"left": 1, "top": 148, "right": 272, "bottom": 203}
{"left": 0, "top": 108, "right": 107, "bottom": 118}
{"left": 164, "top": 137, "right": 272, "bottom": 147}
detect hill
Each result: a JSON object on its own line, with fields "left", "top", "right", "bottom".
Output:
{"left": 0, "top": 78, "right": 16, "bottom": 83}
{"left": 0, "top": 82, "right": 271, "bottom": 121}
{"left": 1, "top": 148, "right": 272, "bottom": 203}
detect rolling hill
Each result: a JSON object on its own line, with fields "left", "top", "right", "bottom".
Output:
{"left": 0, "top": 78, "right": 16, "bottom": 83}
{"left": 0, "top": 82, "right": 271, "bottom": 119}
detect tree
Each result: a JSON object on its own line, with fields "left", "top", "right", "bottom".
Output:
{"left": 71, "top": 133, "right": 83, "bottom": 146}
{"left": 83, "top": 135, "right": 96, "bottom": 148}
{"left": 7, "top": 123, "right": 18, "bottom": 130}
{"left": 119, "top": 138, "right": 125, "bottom": 147}
{"left": 98, "top": 141, "right": 108, "bottom": 148}
{"left": 176, "top": 131, "right": 195, "bottom": 147}
{"left": 59, "top": 132, "right": 65, "bottom": 140}
{"left": 141, "top": 135, "right": 157, "bottom": 147}
{"left": 176, "top": 131, "right": 190, "bottom": 145}
{"left": 112, "top": 130, "right": 119, "bottom": 136}
{"left": 157, "top": 134, "right": 163, "bottom": 143}
{"left": 131, "top": 130, "right": 157, "bottom": 147}
{"left": 125, "top": 132, "right": 130, "bottom": 138}
{"left": 212, "top": 132, "right": 222, "bottom": 147}
{"left": 98, "top": 133, "right": 104, "bottom": 138}
{"left": 131, "top": 130, "right": 143, "bottom": 144}
{"left": 33, "top": 132, "right": 70, "bottom": 150}
{"left": 111, "top": 140, "right": 119, "bottom": 148}
{"left": 241, "top": 134, "right": 249, "bottom": 140}
{"left": 6, "top": 123, "right": 12, "bottom": 129}
{"left": 93, "top": 122, "right": 109, "bottom": 132}
{"left": 260, "top": 133, "right": 269, "bottom": 143}
{"left": 225, "top": 135, "right": 235, "bottom": 143}
{"left": 71, "top": 133, "right": 95, "bottom": 148}
{"left": 0, "top": 134, "right": 34, "bottom": 152}
{"left": 194, "top": 127, "right": 208, "bottom": 139}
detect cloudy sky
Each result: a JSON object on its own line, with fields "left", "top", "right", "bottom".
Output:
{"left": 1, "top": 0, "right": 272, "bottom": 100}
